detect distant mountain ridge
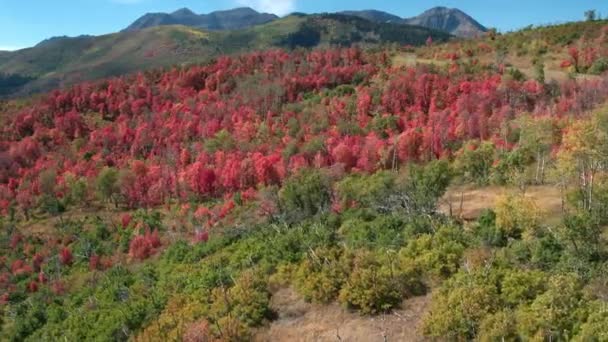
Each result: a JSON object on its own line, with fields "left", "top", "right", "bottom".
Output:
{"left": 125, "top": 6, "right": 486, "bottom": 38}
{"left": 0, "top": 13, "right": 450, "bottom": 97}
{"left": 340, "top": 7, "right": 487, "bottom": 38}
{"left": 339, "top": 10, "right": 403, "bottom": 24}
{"left": 124, "top": 7, "right": 278, "bottom": 31}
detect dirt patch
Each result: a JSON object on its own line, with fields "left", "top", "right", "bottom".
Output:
{"left": 440, "top": 185, "right": 564, "bottom": 221}
{"left": 255, "top": 287, "right": 430, "bottom": 342}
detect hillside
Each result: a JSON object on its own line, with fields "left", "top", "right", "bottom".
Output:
{"left": 125, "top": 7, "right": 278, "bottom": 32}
{"left": 412, "top": 19, "right": 608, "bottom": 81}
{"left": 0, "top": 14, "right": 450, "bottom": 97}
{"left": 2, "top": 11, "right": 608, "bottom": 342}
{"left": 1, "top": 19, "right": 608, "bottom": 337}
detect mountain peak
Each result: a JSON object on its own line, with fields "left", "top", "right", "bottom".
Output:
{"left": 224, "top": 7, "right": 260, "bottom": 14}
{"left": 339, "top": 10, "right": 403, "bottom": 24}
{"left": 427, "top": 6, "right": 450, "bottom": 11}
{"left": 124, "top": 7, "right": 277, "bottom": 32}
{"left": 404, "top": 7, "right": 487, "bottom": 38}
{"left": 171, "top": 8, "right": 196, "bottom": 17}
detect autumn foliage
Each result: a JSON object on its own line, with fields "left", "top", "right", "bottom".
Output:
{"left": 0, "top": 47, "right": 606, "bottom": 218}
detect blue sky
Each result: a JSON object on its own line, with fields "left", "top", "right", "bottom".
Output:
{"left": 1, "top": 0, "right": 607, "bottom": 50}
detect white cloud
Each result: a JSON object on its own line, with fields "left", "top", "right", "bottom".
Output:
{"left": 236, "top": 0, "right": 297, "bottom": 16}
{"left": 0, "top": 45, "right": 24, "bottom": 51}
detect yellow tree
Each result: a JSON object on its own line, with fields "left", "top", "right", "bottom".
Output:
{"left": 557, "top": 109, "right": 608, "bottom": 212}
{"left": 516, "top": 115, "right": 558, "bottom": 185}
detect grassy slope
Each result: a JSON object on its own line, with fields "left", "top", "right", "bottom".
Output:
{"left": 400, "top": 19, "right": 608, "bottom": 84}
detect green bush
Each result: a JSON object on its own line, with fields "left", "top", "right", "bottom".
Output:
{"left": 575, "top": 301, "right": 608, "bottom": 341}
{"left": 455, "top": 141, "right": 496, "bottom": 185}
{"left": 400, "top": 160, "right": 453, "bottom": 215}
{"left": 96, "top": 167, "right": 120, "bottom": 207}
{"left": 515, "top": 274, "right": 585, "bottom": 340}
{"left": 589, "top": 57, "right": 608, "bottom": 75}
{"left": 210, "top": 270, "right": 271, "bottom": 327}
{"left": 294, "top": 247, "right": 350, "bottom": 303}
{"left": 400, "top": 224, "right": 467, "bottom": 280}
{"left": 338, "top": 250, "right": 423, "bottom": 314}
{"left": 204, "top": 129, "right": 235, "bottom": 153}
{"left": 422, "top": 271, "right": 500, "bottom": 339}
{"left": 474, "top": 209, "right": 507, "bottom": 247}
{"left": 478, "top": 310, "right": 518, "bottom": 342}
{"left": 279, "top": 169, "right": 331, "bottom": 222}
{"left": 500, "top": 269, "right": 547, "bottom": 307}
{"left": 339, "top": 213, "right": 406, "bottom": 249}
{"left": 336, "top": 171, "right": 395, "bottom": 209}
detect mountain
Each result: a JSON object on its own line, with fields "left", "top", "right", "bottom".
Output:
{"left": 339, "top": 10, "right": 404, "bottom": 24}
{"left": 124, "top": 7, "right": 278, "bottom": 31}
{"left": 341, "top": 7, "right": 486, "bottom": 38}
{"left": 404, "top": 7, "right": 487, "bottom": 38}
{"left": 0, "top": 14, "right": 450, "bottom": 97}
{"left": 126, "top": 7, "right": 487, "bottom": 38}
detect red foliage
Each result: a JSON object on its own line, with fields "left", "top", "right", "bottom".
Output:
{"left": 50, "top": 281, "right": 66, "bottom": 295}
{"left": 121, "top": 213, "right": 132, "bottom": 228}
{"left": 129, "top": 229, "right": 161, "bottom": 260}
{"left": 568, "top": 47, "right": 580, "bottom": 70}
{"left": 183, "top": 320, "right": 212, "bottom": 342}
{"left": 89, "top": 254, "right": 100, "bottom": 271}
{"left": 0, "top": 46, "right": 606, "bottom": 219}
{"left": 194, "top": 230, "right": 209, "bottom": 243}
{"left": 9, "top": 234, "right": 22, "bottom": 249}
{"left": 27, "top": 281, "right": 38, "bottom": 293}
{"left": 32, "top": 253, "right": 45, "bottom": 272}
{"left": 38, "top": 271, "right": 47, "bottom": 284}
{"left": 59, "top": 247, "right": 73, "bottom": 266}
{"left": 0, "top": 293, "right": 9, "bottom": 305}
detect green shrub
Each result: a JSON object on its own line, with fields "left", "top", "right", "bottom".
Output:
{"left": 279, "top": 169, "right": 331, "bottom": 222}
{"left": 422, "top": 271, "right": 500, "bottom": 339}
{"left": 339, "top": 214, "right": 406, "bottom": 249}
{"left": 210, "top": 270, "right": 271, "bottom": 327}
{"left": 589, "top": 57, "right": 608, "bottom": 75}
{"left": 336, "top": 171, "right": 395, "bottom": 209}
{"left": 474, "top": 209, "right": 507, "bottom": 247}
{"left": 515, "top": 274, "right": 585, "bottom": 340}
{"left": 478, "top": 310, "right": 518, "bottom": 342}
{"left": 294, "top": 247, "right": 350, "bottom": 303}
{"left": 204, "top": 129, "right": 235, "bottom": 153}
{"left": 338, "top": 250, "right": 423, "bottom": 314}
{"left": 455, "top": 141, "right": 495, "bottom": 185}
{"left": 96, "top": 167, "right": 120, "bottom": 207}
{"left": 575, "top": 301, "right": 608, "bottom": 341}
{"left": 500, "top": 269, "right": 547, "bottom": 307}
{"left": 400, "top": 225, "right": 467, "bottom": 280}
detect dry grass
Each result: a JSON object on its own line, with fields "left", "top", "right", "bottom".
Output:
{"left": 255, "top": 287, "right": 430, "bottom": 342}
{"left": 393, "top": 53, "right": 448, "bottom": 68}
{"left": 440, "top": 184, "right": 564, "bottom": 223}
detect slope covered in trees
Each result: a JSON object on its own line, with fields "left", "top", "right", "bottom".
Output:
{"left": 0, "top": 31, "right": 608, "bottom": 340}
{"left": 0, "top": 14, "right": 450, "bottom": 98}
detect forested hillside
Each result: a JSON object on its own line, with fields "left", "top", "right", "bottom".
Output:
{"left": 0, "top": 19, "right": 607, "bottom": 341}
{"left": 0, "top": 14, "right": 450, "bottom": 98}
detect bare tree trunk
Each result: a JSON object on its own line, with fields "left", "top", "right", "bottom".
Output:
{"left": 535, "top": 149, "right": 541, "bottom": 184}
{"left": 459, "top": 189, "right": 465, "bottom": 219}
{"left": 540, "top": 155, "right": 546, "bottom": 184}
{"left": 589, "top": 168, "right": 595, "bottom": 212}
